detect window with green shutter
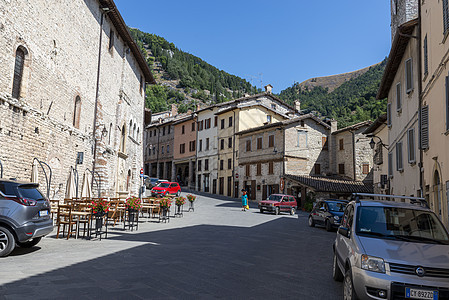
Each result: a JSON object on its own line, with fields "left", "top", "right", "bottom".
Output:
{"left": 405, "top": 58, "right": 413, "bottom": 93}
{"left": 420, "top": 105, "right": 429, "bottom": 149}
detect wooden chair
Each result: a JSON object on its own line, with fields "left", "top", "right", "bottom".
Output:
{"left": 74, "top": 203, "right": 91, "bottom": 239}
{"left": 49, "top": 200, "right": 60, "bottom": 220}
{"left": 152, "top": 199, "right": 161, "bottom": 218}
{"left": 56, "top": 204, "right": 77, "bottom": 240}
{"left": 108, "top": 200, "right": 124, "bottom": 226}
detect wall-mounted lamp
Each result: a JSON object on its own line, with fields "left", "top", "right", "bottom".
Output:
{"left": 368, "top": 135, "right": 388, "bottom": 150}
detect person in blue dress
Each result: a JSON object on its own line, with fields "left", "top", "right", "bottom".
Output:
{"left": 241, "top": 189, "right": 248, "bottom": 211}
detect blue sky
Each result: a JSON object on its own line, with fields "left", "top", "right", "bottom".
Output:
{"left": 115, "top": 0, "right": 391, "bottom": 93}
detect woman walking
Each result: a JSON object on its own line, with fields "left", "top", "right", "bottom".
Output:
{"left": 241, "top": 189, "right": 249, "bottom": 211}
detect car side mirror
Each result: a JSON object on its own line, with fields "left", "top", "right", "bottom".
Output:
{"left": 338, "top": 227, "right": 350, "bottom": 238}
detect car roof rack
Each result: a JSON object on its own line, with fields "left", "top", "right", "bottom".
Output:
{"left": 351, "top": 193, "right": 429, "bottom": 208}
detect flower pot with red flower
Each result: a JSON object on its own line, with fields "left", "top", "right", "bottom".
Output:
{"left": 125, "top": 196, "right": 141, "bottom": 230}
{"left": 159, "top": 197, "right": 172, "bottom": 222}
{"left": 175, "top": 196, "right": 186, "bottom": 217}
{"left": 89, "top": 199, "right": 110, "bottom": 237}
{"left": 186, "top": 194, "right": 196, "bottom": 212}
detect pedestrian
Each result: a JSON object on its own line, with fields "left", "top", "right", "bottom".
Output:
{"left": 241, "top": 189, "right": 249, "bottom": 211}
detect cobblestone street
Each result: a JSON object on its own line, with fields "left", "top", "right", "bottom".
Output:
{"left": 0, "top": 194, "right": 342, "bottom": 299}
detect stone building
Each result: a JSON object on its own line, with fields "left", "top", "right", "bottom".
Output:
{"left": 216, "top": 89, "right": 297, "bottom": 198}
{"left": 145, "top": 119, "right": 174, "bottom": 180}
{"left": 331, "top": 121, "right": 373, "bottom": 182}
{"left": 237, "top": 114, "right": 331, "bottom": 202}
{"left": 0, "top": 0, "right": 154, "bottom": 198}
{"left": 363, "top": 114, "right": 389, "bottom": 195}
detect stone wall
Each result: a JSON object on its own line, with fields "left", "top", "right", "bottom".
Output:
{"left": 0, "top": 0, "right": 147, "bottom": 198}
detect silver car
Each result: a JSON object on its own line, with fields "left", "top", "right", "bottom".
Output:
{"left": 333, "top": 194, "right": 449, "bottom": 300}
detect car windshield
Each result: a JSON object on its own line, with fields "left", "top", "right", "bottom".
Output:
{"left": 327, "top": 202, "right": 346, "bottom": 212}
{"left": 158, "top": 182, "right": 170, "bottom": 188}
{"left": 356, "top": 206, "right": 449, "bottom": 244}
{"left": 268, "top": 195, "right": 282, "bottom": 201}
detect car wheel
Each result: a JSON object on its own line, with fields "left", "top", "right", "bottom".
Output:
{"left": 290, "top": 207, "right": 296, "bottom": 215}
{"left": 274, "top": 207, "right": 280, "bottom": 215}
{"left": 0, "top": 226, "right": 15, "bottom": 257}
{"left": 260, "top": 209, "right": 264, "bottom": 214}
{"left": 17, "top": 237, "right": 42, "bottom": 248}
{"left": 325, "top": 219, "right": 333, "bottom": 232}
{"left": 176, "top": 190, "right": 181, "bottom": 197}
{"left": 332, "top": 252, "right": 344, "bottom": 282}
{"left": 308, "top": 216, "right": 315, "bottom": 227}
{"left": 344, "top": 269, "right": 358, "bottom": 300}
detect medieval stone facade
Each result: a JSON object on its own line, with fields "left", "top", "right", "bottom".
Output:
{"left": 0, "top": 0, "right": 154, "bottom": 199}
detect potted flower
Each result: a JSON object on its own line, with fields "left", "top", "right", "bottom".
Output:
{"left": 90, "top": 199, "right": 110, "bottom": 216}
{"left": 89, "top": 199, "right": 110, "bottom": 233}
{"left": 175, "top": 196, "right": 186, "bottom": 216}
{"left": 125, "top": 196, "right": 142, "bottom": 212}
{"left": 186, "top": 194, "right": 196, "bottom": 212}
{"left": 125, "top": 196, "right": 141, "bottom": 230}
{"left": 159, "top": 197, "right": 172, "bottom": 222}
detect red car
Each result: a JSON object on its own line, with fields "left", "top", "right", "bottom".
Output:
{"left": 258, "top": 194, "right": 297, "bottom": 215}
{"left": 151, "top": 182, "right": 181, "bottom": 197}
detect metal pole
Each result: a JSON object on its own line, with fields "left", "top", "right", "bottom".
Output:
{"left": 33, "top": 158, "right": 52, "bottom": 199}
{"left": 0, "top": 159, "right": 3, "bottom": 178}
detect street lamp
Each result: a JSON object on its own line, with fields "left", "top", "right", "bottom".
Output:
{"left": 368, "top": 135, "right": 388, "bottom": 150}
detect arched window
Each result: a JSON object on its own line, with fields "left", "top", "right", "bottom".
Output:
{"left": 12, "top": 47, "right": 27, "bottom": 99}
{"left": 133, "top": 123, "right": 136, "bottom": 139}
{"left": 120, "top": 124, "right": 126, "bottom": 152}
{"left": 73, "top": 96, "right": 81, "bottom": 128}
{"left": 129, "top": 120, "right": 132, "bottom": 135}
{"left": 137, "top": 127, "right": 140, "bottom": 142}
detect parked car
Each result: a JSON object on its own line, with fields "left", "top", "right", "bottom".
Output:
{"left": 0, "top": 179, "right": 53, "bottom": 257}
{"left": 143, "top": 176, "right": 159, "bottom": 189}
{"left": 150, "top": 181, "right": 181, "bottom": 197}
{"left": 333, "top": 194, "right": 449, "bottom": 300}
{"left": 308, "top": 199, "right": 348, "bottom": 231}
{"left": 258, "top": 194, "right": 297, "bottom": 215}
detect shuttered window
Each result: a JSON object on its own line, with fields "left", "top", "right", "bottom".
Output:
{"left": 387, "top": 103, "right": 392, "bottom": 127}
{"left": 396, "top": 142, "right": 403, "bottom": 172}
{"left": 245, "top": 164, "right": 250, "bottom": 176}
{"left": 339, "top": 139, "right": 344, "bottom": 150}
{"left": 420, "top": 105, "right": 429, "bottom": 149}
{"left": 257, "top": 137, "right": 262, "bottom": 149}
{"left": 268, "top": 135, "right": 274, "bottom": 147}
{"left": 268, "top": 162, "right": 274, "bottom": 174}
{"left": 12, "top": 48, "right": 26, "bottom": 99}
{"left": 424, "top": 35, "right": 428, "bottom": 76}
{"left": 405, "top": 58, "right": 413, "bottom": 93}
{"left": 228, "top": 159, "right": 232, "bottom": 169}
{"left": 228, "top": 137, "right": 232, "bottom": 148}
{"left": 246, "top": 140, "right": 251, "bottom": 152}
{"left": 220, "top": 139, "right": 224, "bottom": 150}
{"left": 396, "top": 82, "right": 402, "bottom": 111}
{"left": 338, "top": 164, "right": 345, "bottom": 175}
{"left": 388, "top": 152, "right": 393, "bottom": 178}
{"left": 198, "top": 160, "right": 202, "bottom": 171}
{"left": 362, "top": 164, "right": 370, "bottom": 175}
{"left": 256, "top": 163, "right": 261, "bottom": 175}
{"left": 407, "top": 128, "right": 416, "bottom": 164}
{"left": 220, "top": 160, "right": 224, "bottom": 170}
{"left": 444, "top": 0, "right": 449, "bottom": 35}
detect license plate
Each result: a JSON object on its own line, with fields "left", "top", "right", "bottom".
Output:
{"left": 405, "top": 287, "right": 438, "bottom": 300}
{"left": 39, "top": 210, "right": 48, "bottom": 217}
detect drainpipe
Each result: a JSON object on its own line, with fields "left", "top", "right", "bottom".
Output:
{"left": 92, "top": 7, "right": 108, "bottom": 192}
{"left": 418, "top": 0, "right": 424, "bottom": 198}
{"left": 156, "top": 126, "right": 160, "bottom": 178}
{"left": 195, "top": 116, "right": 199, "bottom": 191}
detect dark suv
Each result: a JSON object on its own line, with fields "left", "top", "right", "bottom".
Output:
{"left": 308, "top": 200, "right": 348, "bottom": 231}
{"left": 0, "top": 179, "right": 53, "bottom": 257}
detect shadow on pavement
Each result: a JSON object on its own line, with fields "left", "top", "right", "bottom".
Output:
{"left": 1, "top": 212, "right": 342, "bottom": 299}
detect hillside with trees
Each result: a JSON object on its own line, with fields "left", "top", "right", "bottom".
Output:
{"left": 278, "top": 59, "right": 387, "bottom": 128}
{"left": 129, "top": 27, "right": 387, "bottom": 127}
{"left": 129, "top": 28, "right": 260, "bottom": 113}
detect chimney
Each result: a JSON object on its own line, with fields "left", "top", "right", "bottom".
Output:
{"left": 264, "top": 84, "right": 273, "bottom": 94}
{"left": 196, "top": 104, "right": 201, "bottom": 111}
{"left": 171, "top": 104, "right": 178, "bottom": 116}
{"left": 330, "top": 119, "right": 338, "bottom": 133}
{"left": 295, "top": 100, "right": 301, "bottom": 112}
